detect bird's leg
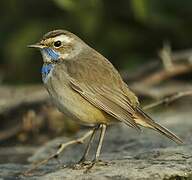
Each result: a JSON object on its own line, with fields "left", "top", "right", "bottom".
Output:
{"left": 23, "top": 130, "right": 93, "bottom": 176}
{"left": 95, "top": 124, "right": 107, "bottom": 161}
{"left": 77, "top": 125, "right": 99, "bottom": 164}
{"left": 86, "top": 124, "right": 107, "bottom": 171}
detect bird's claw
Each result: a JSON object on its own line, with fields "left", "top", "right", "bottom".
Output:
{"left": 72, "top": 160, "right": 109, "bottom": 172}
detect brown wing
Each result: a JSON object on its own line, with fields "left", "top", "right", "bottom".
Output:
{"left": 63, "top": 49, "right": 140, "bottom": 130}
{"left": 70, "top": 79, "right": 140, "bottom": 130}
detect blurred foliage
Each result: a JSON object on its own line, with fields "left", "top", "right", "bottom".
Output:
{"left": 1, "top": 0, "right": 192, "bottom": 84}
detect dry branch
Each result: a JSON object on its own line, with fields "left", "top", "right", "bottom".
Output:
{"left": 24, "top": 130, "right": 93, "bottom": 175}
{"left": 143, "top": 90, "right": 192, "bottom": 110}
{"left": 139, "top": 64, "right": 192, "bottom": 86}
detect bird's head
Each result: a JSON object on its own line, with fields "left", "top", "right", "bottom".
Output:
{"left": 29, "top": 29, "right": 85, "bottom": 63}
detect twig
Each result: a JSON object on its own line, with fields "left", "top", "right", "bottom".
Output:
{"left": 140, "top": 63, "right": 192, "bottom": 86}
{"left": 143, "top": 90, "right": 192, "bottom": 110}
{"left": 23, "top": 129, "right": 93, "bottom": 176}
{"left": 131, "top": 81, "right": 192, "bottom": 99}
{"left": 159, "top": 41, "right": 174, "bottom": 71}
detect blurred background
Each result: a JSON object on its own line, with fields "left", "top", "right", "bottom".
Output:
{"left": 1, "top": 0, "right": 192, "bottom": 84}
{"left": 1, "top": 1, "right": 192, "bottom": 177}
{"left": 1, "top": 0, "right": 192, "bottom": 148}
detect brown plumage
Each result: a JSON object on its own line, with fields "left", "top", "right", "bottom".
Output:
{"left": 29, "top": 29, "right": 183, "bottom": 166}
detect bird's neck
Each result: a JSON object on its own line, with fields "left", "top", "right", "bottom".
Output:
{"left": 41, "top": 63, "right": 55, "bottom": 83}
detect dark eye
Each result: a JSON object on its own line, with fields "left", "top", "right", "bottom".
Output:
{"left": 54, "top": 40, "right": 62, "bottom": 47}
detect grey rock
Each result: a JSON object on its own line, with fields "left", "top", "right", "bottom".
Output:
{"left": 1, "top": 105, "right": 192, "bottom": 180}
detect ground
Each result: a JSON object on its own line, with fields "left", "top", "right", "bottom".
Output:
{"left": 0, "top": 102, "right": 192, "bottom": 180}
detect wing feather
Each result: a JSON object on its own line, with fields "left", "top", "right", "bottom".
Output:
{"left": 70, "top": 79, "right": 140, "bottom": 130}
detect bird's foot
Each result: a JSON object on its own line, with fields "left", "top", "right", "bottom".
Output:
{"left": 72, "top": 160, "right": 109, "bottom": 171}
{"left": 84, "top": 160, "right": 110, "bottom": 173}
{"left": 72, "top": 160, "right": 92, "bottom": 170}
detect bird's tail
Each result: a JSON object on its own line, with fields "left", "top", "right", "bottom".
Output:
{"left": 133, "top": 107, "right": 183, "bottom": 144}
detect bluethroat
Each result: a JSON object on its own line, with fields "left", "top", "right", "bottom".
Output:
{"left": 29, "top": 29, "right": 183, "bottom": 166}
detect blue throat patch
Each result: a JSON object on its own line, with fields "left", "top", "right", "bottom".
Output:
{"left": 43, "top": 48, "right": 60, "bottom": 61}
{"left": 42, "top": 64, "right": 53, "bottom": 75}
{"left": 41, "top": 64, "right": 54, "bottom": 82}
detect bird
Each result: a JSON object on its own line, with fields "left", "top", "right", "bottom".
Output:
{"left": 29, "top": 29, "right": 183, "bottom": 167}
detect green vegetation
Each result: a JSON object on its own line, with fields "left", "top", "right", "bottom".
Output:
{"left": 1, "top": 0, "right": 192, "bottom": 83}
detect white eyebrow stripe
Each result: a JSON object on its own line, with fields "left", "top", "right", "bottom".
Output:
{"left": 54, "top": 34, "right": 72, "bottom": 43}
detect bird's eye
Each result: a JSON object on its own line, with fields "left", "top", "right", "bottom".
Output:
{"left": 54, "top": 40, "right": 62, "bottom": 48}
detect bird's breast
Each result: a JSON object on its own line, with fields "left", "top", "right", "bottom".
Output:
{"left": 44, "top": 68, "right": 112, "bottom": 126}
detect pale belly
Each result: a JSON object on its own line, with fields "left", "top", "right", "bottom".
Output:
{"left": 44, "top": 73, "right": 112, "bottom": 126}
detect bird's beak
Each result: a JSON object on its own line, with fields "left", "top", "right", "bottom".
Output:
{"left": 27, "top": 43, "right": 45, "bottom": 49}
